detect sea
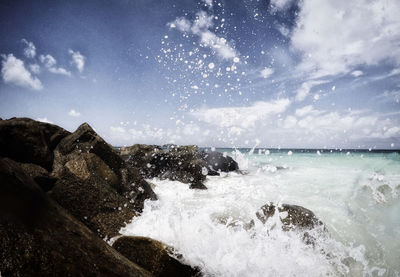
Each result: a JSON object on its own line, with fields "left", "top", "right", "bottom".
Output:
{"left": 119, "top": 148, "right": 400, "bottom": 277}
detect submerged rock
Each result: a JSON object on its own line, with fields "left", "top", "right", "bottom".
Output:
{"left": 256, "top": 203, "right": 326, "bottom": 245}
{"left": 0, "top": 158, "right": 151, "bottom": 277}
{"left": 256, "top": 203, "right": 324, "bottom": 231}
{"left": 50, "top": 123, "right": 157, "bottom": 238}
{"left": 113, "top": 236, "right": 200, "bottom": 277}
{"left": 200, "top": 150, "right": 239, "bottom": 173}
{"left": 0, "top": 117, "right": 70, "bottom": 171}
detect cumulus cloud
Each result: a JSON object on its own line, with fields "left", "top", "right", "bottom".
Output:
{"left": 1, "top": 54, "right": 43, "bottom": 90}
{"left": 192, "top": 101, "right": 400, "bottom": 148}
{"left": 39, "top": 54, "right": 71, "bottom": 76}
{"left": 68, "top": 109, "right": 81, "bottom": 117}
{"left": 193, "top": 98, "right": 291, "bottom": 129}
{"left": 21, "top": 39, "right": 36, "bottom": 58}
{"left": 169, "top": 11, "right": 239, "bottom": 61}
{"left": 291, "top": 0, "right": 400, "bottom": 78}
{"left": 68, "top": 49, "right": 86, "bottom": 73}
{"left": 29, "top": 64, "right": 40, "bottom": 74}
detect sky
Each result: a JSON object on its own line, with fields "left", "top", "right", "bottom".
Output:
{"left": 0, "top": 0, "right": 399, "bottom": 149}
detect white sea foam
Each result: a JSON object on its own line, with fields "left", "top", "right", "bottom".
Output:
{"left": 120, "top": 150, "right": 400, "bottom": 276}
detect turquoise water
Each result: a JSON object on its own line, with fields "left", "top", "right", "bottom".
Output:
{"left": 121, "top": 149, "right": 400, "bottom": 276}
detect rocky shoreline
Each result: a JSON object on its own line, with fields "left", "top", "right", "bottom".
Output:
{"left": 0, "top": 117, "right": 325, "bottom": 276}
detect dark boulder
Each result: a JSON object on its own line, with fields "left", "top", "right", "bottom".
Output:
{"left": 19, "top": 163, "right": 58, "bottom": 192}
{"left": 51, "top": 123, "right": 157, "bottom": 238}
{"left": 0, "top": 158, "right": 49, "bottom": 228}
{"left": 200, "top": 150, "right": 239, "bottom": 173}
{"left": 0, "top": 117, "right": 70, "bottom": 171}
{"left": 120, "top": 144, "right": 162, "bottom": 177}
{"left": 0, "top": 158, "right": 151, "bottom": 277}
{"left": 113, "top": 236, "right": 200, "bottom": 277}
{"left": 157, "top": 145, "right": 206, "bottom": 185}
{"left": 123, "top": 144, "right": 208, "bottom": 189}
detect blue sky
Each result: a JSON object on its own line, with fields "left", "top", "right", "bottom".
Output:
{"left": 1, "top": 0, "right": 399, "bottom": 149}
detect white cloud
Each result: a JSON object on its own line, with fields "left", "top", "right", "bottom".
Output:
{"left": 48, "top": 67, "right": 71, "bottom": 76}
{"left": 203, "top": 0, "right": 213, "bottom": 7}
{"left": 29, "top": 64, "right": 40, "bottom": 74}
{"left": 68, "top": 109, "right": 81, "bottom": 117}
{"left": 351, "top": 70, "right": 363, "bottom": 77}
{"left": 291, "top": 0, "right": 400, "bottom": 78}
{"left": 261, "top": 67, "right": 274, "bottom": 78}
{"left": 183, "top": 123, "right": 200, "bottom": 136}
{"left": 21, "top": 39, "right": 36, "bottom": 59}
{"left": 169, "top": 11, "right": 239, "bottom": 61}
{"left": 270, "top": 0, "right": 295, "bottom": 11}
{"left": 1, "top": 54, "right": 43, "bottom": 90}
{"left": 169, "top": 17, "right": 191, "bottom": 32}
{"left": 295, "top": 105, "right": 314, "bottom": 117}
{"left": 36, "top": 117, "right": 53, "bottom": 124}
{"left": 193, "top": 98, "right": 291, "bottom": 129}
{"left": 109, "top": 124, "right": 178, "bottom": 145}
{"left": 295, "top": 80, "right": 326, "bottom": 102}
{"left": 283, "top": 115, "right": 297, "bottom": 128}
{"left": 68, "top": 49, "right": 86, "bottom": 73}
{"left": 39, "top": 54, "right": 71, "bottom": 76}
{"left": 187, "top": 99, "right": 400, "bottom": 148}
{"left": 39, "top": 54, "right": 56, "bottom": 68}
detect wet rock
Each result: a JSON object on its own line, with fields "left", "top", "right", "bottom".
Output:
{"left": 189, "top": 181, "right": 208, "bottom": 190}
{"left": 256, "top": 203, "right": 324, "bottom": 231}
{"left": 0, "top": 117, "right": 70, "bottom": 171}
{"left": 158, "top": 145, "right": 206, "bottom": 185}
{"left": 256, "top": 203, "right": 326, "bottom": 245}
{"left": 0, "top": 158, "right": 151, "bottom": 277}
{"left": 113, "top": 236, "right": 200, "bottom": 277}
{"left": 200, "top": 150, "right": 239, "bottom": 173}
{"left": 120, "top": 144, "right": 162, "bottom": 176}
{"left": 51, "top": 123, "right": 157, "bottom": 238}
{"left": 123, "top": 144, "right": 207, "bottom": 189}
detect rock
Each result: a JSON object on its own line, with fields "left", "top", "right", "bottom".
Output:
{"left": 256, "top": 203, "right": 326, "bottom": 245}
{"left": 51, "top": 123, "right": 157, "bottom": 238}
{"left": 200, "top": 150, "right": 239, "bottom": 173}
{"left": 113, "top": 236, "right": 200, "bottom": 277}
{"left": 123, "top": 144, "right": 207, "bottom": 189}
{"left": 19, "top": 163, "right": 58, "bottom": 192}
{"left": 0, "top": 158, "right": 151, "bottom": 277}
{"left": 189, "top": 181, "right": 208, "bottom": 190}
{"left": 0, "top": 117, "right": 70, "bottom": 171}
{"left": 158, "top": 145, "right": 206, "bottom": 185}
{"left": 0, "top": 158, "right": 49, "bottom": 228}
{"left": 120, "top": 144, "right": 162, "bottom": 177}
{"left": 256, "top": 203, "right": 323, "bottom": 231}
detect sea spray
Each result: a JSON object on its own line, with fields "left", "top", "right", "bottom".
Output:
{"left": 120, "top": 149, "right": 400, "bottom": 276}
